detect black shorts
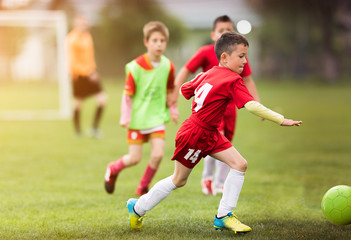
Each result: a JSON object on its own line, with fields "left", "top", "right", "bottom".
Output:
{"left": 72, "top": 75, "right": 102, "bottom": 99}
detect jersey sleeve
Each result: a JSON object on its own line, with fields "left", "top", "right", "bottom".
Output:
{"left": 124, "top": 72, "right": 136, "bottom": 96}
{"left": 240, "top": 57, "right": 252, "bottom": 77}
{"left": 180, "top": 72, "right": 204, "bottom": 100}
{"left": 167, "top": 61, "right": 175, "bottom": 93}
{"left": 233, "top": 78, "right": 255, "bottom": 109}
{"left": 184, "top": 47, "right": 206, "bottom": 74}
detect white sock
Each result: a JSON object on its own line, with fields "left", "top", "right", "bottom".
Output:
{"left": 134, "top": 175, "right": 177, "bottom": 216}
{"left": 214, "top": 160, "right": 229, "bottom": 188}
{"left": 202, "top": 156, "right": 216, "bottom": 180}
{"left": 217, "top": 168, "right": 245, "bottom": 218}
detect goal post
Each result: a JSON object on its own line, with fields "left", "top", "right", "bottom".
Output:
{"left": 0, "top": 10, "right": 71, "bottom": 120}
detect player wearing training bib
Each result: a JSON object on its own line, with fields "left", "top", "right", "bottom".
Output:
{"left": 125, "top": 54, "right": 174, "bottom": 130}
{"left": 104, "top": 21, "right": 178, "bottom": 197}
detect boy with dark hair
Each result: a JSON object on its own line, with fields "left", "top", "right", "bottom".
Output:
{"left": 104, "top": 21, "right": 178, "bottom": 196}
{"left": 169, "top": 15, "right": 260, "bottom": 195}
{"left": 126, "top": 32, "right": 302, "bottom": 234}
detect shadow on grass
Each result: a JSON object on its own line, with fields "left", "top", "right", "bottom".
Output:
{"left": 110, "top": 218, "right": 351, "bottom": 240}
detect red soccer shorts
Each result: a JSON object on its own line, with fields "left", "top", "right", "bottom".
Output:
{"left": 171, "top": 116, "right": 232, "bottom": 169}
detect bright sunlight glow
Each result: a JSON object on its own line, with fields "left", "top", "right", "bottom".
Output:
{"left": 237, "top": 20, "right": 252, "bottom": 35}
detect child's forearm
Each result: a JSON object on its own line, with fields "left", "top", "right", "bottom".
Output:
{"left": 169, "top": 104, "right": 179, "bottom": 116}
{"left": 244, "top": 101, "right": 284, "bottom": 125}
{"left": 120, "top": 94, "right": 132, "bottom": 126}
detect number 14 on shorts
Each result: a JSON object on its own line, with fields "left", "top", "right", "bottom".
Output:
{"left": 184, "top": 149, "right": 201, "bottom": 163}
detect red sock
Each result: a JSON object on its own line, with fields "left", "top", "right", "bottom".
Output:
{"left": 139, "top": 165, "right": 158, "bottom": 189}
{"left": 111, "top": 158, "right": 126, "bottom": 175}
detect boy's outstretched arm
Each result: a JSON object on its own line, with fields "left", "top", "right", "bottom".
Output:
{"left": 244, "top": 101, "right": 302, "bottom": 127}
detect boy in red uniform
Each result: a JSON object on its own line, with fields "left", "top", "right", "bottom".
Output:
{"left": 126, "top": 32, "right": 302, "bottom": 234}
{"left": 169, "top": 15, "right": 260, "bottom": 195}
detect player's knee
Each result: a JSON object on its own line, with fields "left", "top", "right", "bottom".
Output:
{"left": 239, "top": 159, "right": 248, "bottom": 172}
{"left": 128, "top": 155, "right": 142, "bottom": 165}
{"left": 74, "top": 101, "right": 82, "bottom": 110}
{"left": 149, "top": 155, "right": 163, "bottom": 169}
{"left": 97, "top": 92, "right": 107, "bottom": 106}
{"left": 228, "top": 158, "right": 247, "bottom": 172}
{"left": 173, "top": 178, "right": 187, "bottom": 188}
{"left": 151, "top": 152, "right": 164, "bottom": 163}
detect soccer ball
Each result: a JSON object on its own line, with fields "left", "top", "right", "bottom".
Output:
{"left": 321, "top": 185, "right": 351, "bottom": 225}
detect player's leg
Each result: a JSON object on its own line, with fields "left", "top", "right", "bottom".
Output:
{"left": 73, "top": 98, "right": 83, "bottom": 135}
{"left": 210, "top": 147, "right": 251, "bottom": 233}
{"left": 105, "top": 144, "right": 143, "bottom": 194}
{"left": 214, "top": 117, "right": 234, "bottom": 195}
{"left": 128, "top": 160, "right": 192, "bottom": 229}
{"left": 135, "top": 160, "right": 192, "bottom": 215}
{"left": 213, "top": 160, "right": 229, "bottom": 195}
{"left": 201, "top": 156, "right": 216, "bottom": 195}
{"left": 91, "top": 91, "right": 107, "bottom": 138}
{"left": 136, "top": 137, "right": 165, "bottom": 196}
{"left": 211, "top": 146, "right": 247, "bottom": 215}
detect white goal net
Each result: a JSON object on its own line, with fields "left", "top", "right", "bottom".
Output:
{"left": 0, "top": 10, "right": 71, "bottom": 120}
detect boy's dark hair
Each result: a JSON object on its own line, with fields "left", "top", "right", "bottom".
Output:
{"left": 213, "top": 15, "right": 234, "bottom": 31}
{"left": 214, "top": 32, "right": 249, "bottom": 61}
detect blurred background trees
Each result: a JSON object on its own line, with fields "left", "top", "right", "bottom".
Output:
{"left": 1, "top": 0, "right": 351, "bottom": 83}
{"left": 92, "top": 0, "right": 186, "bottom": 77}
{"left": 247, "top": 0, "right": 351, "bottom": 83}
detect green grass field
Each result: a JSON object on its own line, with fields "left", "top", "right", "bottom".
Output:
{"left": 0, "top": 82, "right": 59, "bottom": 110}
{"left": 1, "top": 80, "right": 351, "bottom": 239}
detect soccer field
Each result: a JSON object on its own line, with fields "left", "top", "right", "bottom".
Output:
{"left": 1, "top": 80, "right": 351, "bottom": 239}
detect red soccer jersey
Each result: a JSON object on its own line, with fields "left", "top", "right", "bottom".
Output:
{"left": 185, "top": 44, "right": 252, "bottom": 140}
{"left": 181, "top": 66, "right": 254, "bottom": 129}
{"left": 185, "top": 44, "right": 252, "bottom": 77}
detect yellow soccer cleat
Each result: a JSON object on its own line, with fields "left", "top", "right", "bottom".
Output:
{"left": 126, "top": 198, "right": 145, "bottom": 230}
{"left": 214, "top": 212, "right": 251, "bottom": 234}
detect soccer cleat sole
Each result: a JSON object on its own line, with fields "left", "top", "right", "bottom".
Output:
{"left": 214, "top": 226, "right": 250, "bottom": 234}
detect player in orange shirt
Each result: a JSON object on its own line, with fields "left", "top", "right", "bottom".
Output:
{"left": 66, "top": 15, "right": 107, "bottom": 137}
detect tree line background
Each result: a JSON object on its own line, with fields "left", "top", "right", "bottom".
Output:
{"left": 1, "top": 0, "right": 351, "bottom": 83}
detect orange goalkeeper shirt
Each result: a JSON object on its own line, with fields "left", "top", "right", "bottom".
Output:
{"left": 66, "top": 29, "right": 96, "bottom": 79}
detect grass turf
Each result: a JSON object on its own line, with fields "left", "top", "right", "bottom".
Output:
{"left": 0, "top": 80, "right": 351, "bottom": 239}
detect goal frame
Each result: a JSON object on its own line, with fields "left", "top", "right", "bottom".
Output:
{"left": 0, "top": 10, "right": 71, "bottom": 120}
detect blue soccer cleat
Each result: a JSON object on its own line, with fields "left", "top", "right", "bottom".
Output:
{"left": 214, "top": 212, "right": 251, "bottom": 234}
{"left": 126, "top": 198, "right": 145, "bottom": 230}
